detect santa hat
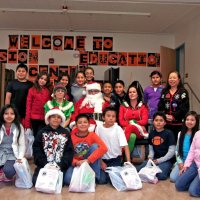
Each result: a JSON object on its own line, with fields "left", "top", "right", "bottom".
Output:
{"left": 53, "top": 82, "right": 67, "bottom": 93}
{"left": 45, "top": 107, "right": 66, "bottom": 127}
{"left": 86, "top": 82, "right": 101, "bottom": 91}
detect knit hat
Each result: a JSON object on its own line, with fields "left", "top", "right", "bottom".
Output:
{"left": 45, "top": 107, "right": 66, "bottom": 127}
{"left": 86, "top": 82, "right": 101, "bottom": 91}
{"left": 53, "top": 82, "right": 67, "bottom": 93}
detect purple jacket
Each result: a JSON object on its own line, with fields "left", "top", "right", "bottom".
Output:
{"left": 144, "top": 85, "right": 163, "bottom": 119}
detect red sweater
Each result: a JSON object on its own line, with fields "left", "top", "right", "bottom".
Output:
{"left": 71, "top": 132, "right": 108, "bottom": 165}
{"left": 119, "top": 104, "right": 149, "bottom": 128}
{"left": 24, "top": 87, "right": 51, "bottom": 128}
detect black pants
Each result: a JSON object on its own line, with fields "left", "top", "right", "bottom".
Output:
{"left": 31, "top": 119, "right": 46, "bottom": 137}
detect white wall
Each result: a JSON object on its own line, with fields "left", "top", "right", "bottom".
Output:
{"left": 174, "top": 15, "right": 200, "bottom": 113}
{"left": 0, "top": 30, "right": 174, "bottom": 89}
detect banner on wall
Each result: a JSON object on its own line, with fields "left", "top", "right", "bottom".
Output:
{"left": 29, "top": 65, "right": 38, "bottom": 82}
{"left": 29, "top": 50, "right": 38, "bottom": 64}
{"left": 147, "top": 53, "right": 156, "bottom": 67}
{"left": 137, "top": 52, "right": 147, "bottom": 67}
{"left": 18, "top": 50, "right": 28, "bottom": 64}
{"left": 8, "top": 50, "right": 18, "bottom": 64}
{"left": 31, "top": 35, "right": 41, "bottom": 49}
{"left": 0, "top": 49, "right": 7, "bottom": 63}
{"left": 20, "top": 35, "right": 30, "bottom": 49}
{"left": 53, "top": 36, "right": 63, "bottom": 51}
{"left": 9, "top": 35, "right": 19, "bottom": 49}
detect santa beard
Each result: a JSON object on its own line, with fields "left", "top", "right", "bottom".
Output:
{"left": 80, "top": 92, "right": 105, "bottom": 113}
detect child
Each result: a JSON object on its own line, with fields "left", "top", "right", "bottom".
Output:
{"left": 57, "top": 72, "right": 72, "bottom": 101}
{"left": 5, "top": 64, "right": 33, "bottom": 126}
{"left": 32, "top": 107, "right": 74, "bottom": 185}
{"left": 170, "top": 111, "right": 199, "bottom": 182}
{"left": 175, "top": 130, "right": 200, "bottom": 197}
{"left": 24, "top": 71, "right": 52, "bottom": 137}
{"left": 71, "top": 71, "right": 86, "bottom": 103}
{"left": 139, "top": 111, "right": 176, "bottom": 180}
{"left": 144, "top": 71, "right": 163, "bottom": 119}
{"left": 44, "top": 82, "right": 74, "bottom": 128}
{"left": 102, "top": 81, "right": 116, "bottom": 108}
{"left": 64, "top": 114, "right": 108, "bottom": 185}
{"left": 84, "top": 66, "right": 95, "bottom": 84}
{"left": 0, "top": 104, "right": 25, "bottom": 182}
{"left": 113, "top": 80, "right": 126, "bottom": 107}
{"left": 95, "top": 107, "right": 130, "bottom": 184}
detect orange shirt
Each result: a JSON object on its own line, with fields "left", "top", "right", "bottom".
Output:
{"left": 71, "top": 132, "right": 108, "bottom": 165}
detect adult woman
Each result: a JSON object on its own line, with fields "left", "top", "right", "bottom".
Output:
{"left": 119, "top": 81, "right": 148, "bottom": 152}
{"left": 44, "top": 82, "right": 74, "bottom": 128}
{"left": 158, "top": 71, "right": 189, "bottom": 141}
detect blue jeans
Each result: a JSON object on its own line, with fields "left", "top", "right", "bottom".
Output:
{"left": 1, "top": 160, "right": 16, "bottom": 178}
{"left": 64, "top": 144, "right": 101, "bottom": 185}
{"left": 175, "top": 162, "right": 200, "bottom": 197}
{"left": 137, "top": 160, "right": 173, "bottom": 180}
{"left": 98, "top": 156, "right": 122, "bottom": 184}
{"left": 170, "top": 163, "right": 180, "bottom": 182}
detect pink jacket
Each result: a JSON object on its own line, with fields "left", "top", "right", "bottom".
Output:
{"left": 184, "top": 130, "right": 200, "bottom": 168}
{"left": 24, "top": 87, "right": 51, "bottom": 128}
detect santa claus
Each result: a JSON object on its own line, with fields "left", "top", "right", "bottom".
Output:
{"left": 70, "top": 82, "right": 110, "bottom": 131}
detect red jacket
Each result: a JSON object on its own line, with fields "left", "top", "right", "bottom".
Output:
{"left": 119, "top": 104, "right": 149, "bottom": 128}
{"left": 71, "top": 97, "right": 110, "bottom": 125}
{"left": 24, "top": 87, "right": 51, "bottom": 128}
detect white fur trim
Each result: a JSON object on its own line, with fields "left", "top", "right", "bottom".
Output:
{"left": 45, "top": 109, "right": 66, "bottom": 127}
{"left": 69, "top": 121, "right": 76, "bottom": 129}
{"left": 86, "top": 83, "right": 101, "bottom": 91}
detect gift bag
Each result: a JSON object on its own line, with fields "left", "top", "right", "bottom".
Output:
{"left": 24, "top": 128, "right": 34, "bottom": 159}
{"left": 106, "top": 162, "right": 142, "bottom": 191}
{"left": 69, "top": 162, "right": 95, "bottom": 193}
{"left": 35, "top": 168, "right": 59, "bottom": 193}
{"left": 138, "top": 159, "right": 162, "bottom": 184}
{"left": 14, "top": 158, "right": 33, "bottom": 189}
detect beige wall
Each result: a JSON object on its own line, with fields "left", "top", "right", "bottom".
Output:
{"left": 174, "top": 15, "right": 200, "bottom": 113}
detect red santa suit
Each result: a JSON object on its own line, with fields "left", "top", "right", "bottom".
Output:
{"left": 70, "top": 82, "right": 110, "bottom": 132}
{"left": 119, "top": 102, "right": 149, "bottom": 140}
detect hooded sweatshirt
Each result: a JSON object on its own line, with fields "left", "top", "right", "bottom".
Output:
{"left": 33, "top": 124, "right": 74, "bottom": 171}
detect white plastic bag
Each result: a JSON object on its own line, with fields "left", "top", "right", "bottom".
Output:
{"left": 55, "top": 171, "right": 63, "bottom": 194}
{"left": 14, "top": 158, "right": 33, "bottom": 189}
{"left": 138, "top": 159, "right": 162, "bottom": 184}
{"left": 120, "top": 162, "right": 142, "bottom": 190}
{"left": 69, "top": 162, "right": 95, "bottom": 193}
{"left": 24, "top": 128, "right": 34, "bottom": 159}
{"left": 35, "top": 168, "right": 59, "bottom": 193}
{"left": 106, "top": 162, "right": 142, "bottom": 191}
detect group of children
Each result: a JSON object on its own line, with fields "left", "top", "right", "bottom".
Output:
{"left": 0, "top": 63, "right": 199, "bottom": 197}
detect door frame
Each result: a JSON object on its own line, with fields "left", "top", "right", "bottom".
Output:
{"left": 176, "top": 43, "right": 185, "bottom": 83}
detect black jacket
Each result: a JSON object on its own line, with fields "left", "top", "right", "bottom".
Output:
{"left": 33, "top": 125, "right": 74, "bottom": 172}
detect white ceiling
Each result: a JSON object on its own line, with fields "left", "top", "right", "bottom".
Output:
{"left": 0, "top": 0, "right": 200, "bottom": 34}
